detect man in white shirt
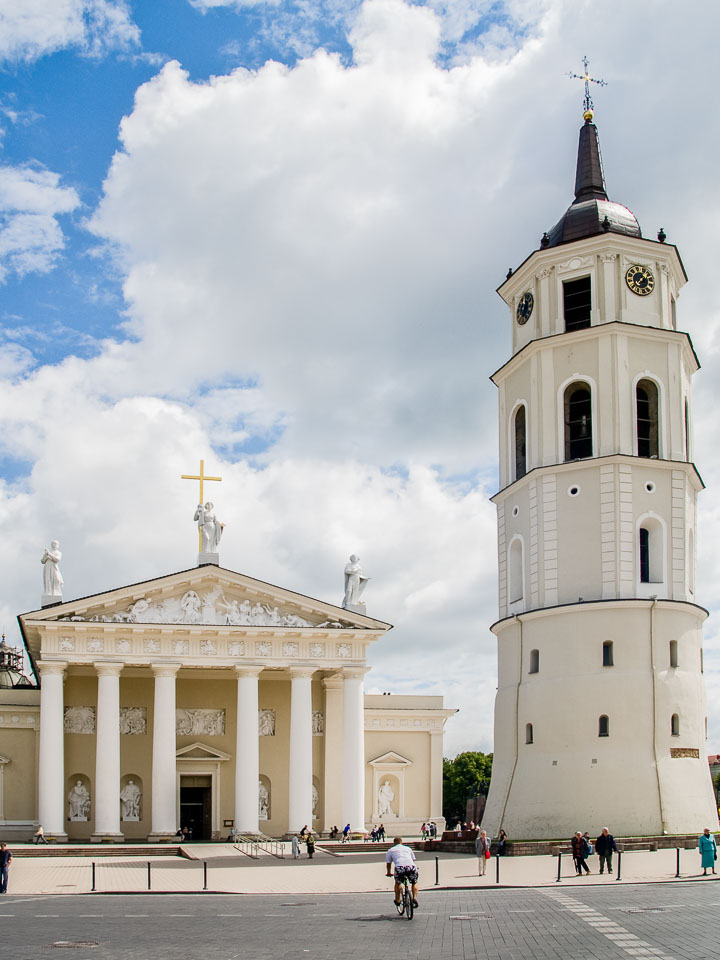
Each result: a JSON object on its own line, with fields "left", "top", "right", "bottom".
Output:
{"left": 385, "top": 836, "right": 419, "bottom": 907}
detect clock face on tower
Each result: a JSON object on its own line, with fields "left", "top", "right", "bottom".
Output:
{"left": 625, "top": 264, "right": 655, "bottom": 297}
{"left": 516, "top": 291, "right": 534, "bottom": 324}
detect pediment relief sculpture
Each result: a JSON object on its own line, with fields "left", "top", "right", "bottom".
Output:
{"left": 61, "top": 585, "right": 353, "bottom": 629}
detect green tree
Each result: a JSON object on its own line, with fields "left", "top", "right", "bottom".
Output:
{"left": 443, "top": 751, "right": 493, "bottom": 825}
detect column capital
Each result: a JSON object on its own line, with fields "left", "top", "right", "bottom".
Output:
{"left": 341, "top": 666, "right": 370, "bottom": 680}
{"left": 234, "top": 663, "right": 264, "bottom": 679}
{"left": 322, "top": 672, "right": 345, "bottom": 690}
{"left": 150, "top": 662, "right": 181, "bottom": 678}
{"left": 94, "top": 661, "right": 124, "bottom": 677}
{"left": 37, "top": 660, "right": 68, "bottom": 678}
{"left": 288, "top": 666, "right": 316, "bottom": 680}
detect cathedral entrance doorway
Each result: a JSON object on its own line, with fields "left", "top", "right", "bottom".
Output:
{"left": 179, "top": 775, "right": 212, "bottom": 841}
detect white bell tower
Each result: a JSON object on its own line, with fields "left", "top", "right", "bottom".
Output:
{"left": 482, "top": 103, "right": 719, "bottom": 839}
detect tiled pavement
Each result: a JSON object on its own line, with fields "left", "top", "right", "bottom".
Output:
{"left": 3, "top": 844, "right": 717, "bottom": 896}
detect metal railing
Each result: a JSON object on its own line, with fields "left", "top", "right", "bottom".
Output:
{"left": 256, "top": 834, "right": 285, "bottom": 859}
{"left": 233, "top": 835, "right": 259, "bottom": 858}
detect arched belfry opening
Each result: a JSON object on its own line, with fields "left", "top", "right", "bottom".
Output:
{"left": 636, "top": 379, "right": 659, "bottom": 458}
{"left": 564, "top": 383, "right": 593, "bottom": 460}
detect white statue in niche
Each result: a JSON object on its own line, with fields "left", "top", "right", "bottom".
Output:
{"left": 68, "top": 780, "right": 91, "bottom": 820}
{"left": 120, "top": 780, "right": 141, "bottom": 821}
{"left": 194, "top": 502, "right": 224, "bottom": 553}
{"left": 377, "top": 780, "right": 395, "bottom": 817}
{"left": 258, "top": 709, "right": 275, "bottom": 736}
{"left": 41, "top": 540, "right": 63, "bottom": 597}
{"left": 342, "top": 555, "right": 369, "bottom": 610}
{"left": 258, "top": 781, "right": 269, "bottom": 820}
{"left": 312, "top": 784, "right": 318, "bottom": 817}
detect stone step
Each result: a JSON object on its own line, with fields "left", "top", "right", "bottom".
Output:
{"left": 10, "top": 844, "right": 182, "bottom": 858}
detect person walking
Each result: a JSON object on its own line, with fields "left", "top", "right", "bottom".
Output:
{"left": 342, "top": 823, "right": 351, "bottom": 843}
{"left": 571, "top": 831, "right": 590, "bottom": 875}
{"left": 475, "top": 829, "right": 491, "bottom": 876}
{"left": 0, "top": 844, "right": 12, "bottom": 894}
{"left": 291, "top": 834, "right": 300, "bottom": 859}
{"left": 306, "top": 833, "right": 316, "bottom": 859}
{"left": 699, "top": 827, "right": 717, "bottom": 876}
{"left": 33, "top": 824, "right": 49, "bottom": 845}
{"left": 595, "top": 827, "right": 617, "bottom": 875}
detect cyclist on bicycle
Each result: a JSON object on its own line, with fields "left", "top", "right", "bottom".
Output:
{"left": 385, "top": 836, "right": 419, "bottom": 908}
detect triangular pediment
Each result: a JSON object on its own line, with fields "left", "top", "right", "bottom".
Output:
{"left": 20, "top": 565, "right": 391, "bottom": 634}
{"left": 369, "top": 751, "right": 412, "bottom": 767}
{"left": 176, "top": 741, "right": 231, "bottom": 761}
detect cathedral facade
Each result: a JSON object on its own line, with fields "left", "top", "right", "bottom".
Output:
{"left": 0, "top": 563, "right": 452, "bottom": 842}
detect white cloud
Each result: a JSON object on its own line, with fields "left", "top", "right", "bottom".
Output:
{"left": 3, "top": 0, "right": 720, "bottom": 762}
{"left": 0, "top": 0, "right": 140, "bottom": 62}
{"left": 0, "top": 164, "right": 80, "bottom": 282}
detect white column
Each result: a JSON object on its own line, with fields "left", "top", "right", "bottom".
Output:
{"left": 342, "top": 668, "right": 366, "bottom": 833}
{"left": 322, "top": 673, "right": 344, "bottom": 832}
{"left": 287, "top": 668, "right": 314, "bottom": 832}
{"left": 37, "top": 661, "right": 68, "bottom": 840}
{"left": 93, "top": 662, "right": 123, "bottom": 840}
{"left": 234, "top": 665, "right": 262, "bottom": 834}
{"left": 150, "top": 663, "right": 180, "bottom": 839}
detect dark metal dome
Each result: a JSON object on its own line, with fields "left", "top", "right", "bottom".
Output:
{"left": 546, "top": 116, "right": 641, "bottom": 248}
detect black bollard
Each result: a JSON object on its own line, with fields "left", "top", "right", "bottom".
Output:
{"left": 203, "top": 860, "right": 208, "bottom": 891}
{"left": 495, "top": 853, "right": 500, "bottom": 884}
{"left": 147, "top": 861, "right": 151, "bottom": 891}
{"left": 615, "top": 850, "right": 622, "bottom": 881}
{"left": 676, "top": 847, "right": 680, "bottom": 878}
{"left": 435, "top": 856, "right": 439, "bottom": 885}
{"left": 556, "top": 852, "right": 562, "bottom": 882}
{"left": 91, "top": 861, "right": 96, "bottom": 892}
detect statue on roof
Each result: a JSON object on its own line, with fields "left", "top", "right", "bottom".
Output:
{"left": 194, "top": 502, "right": 225, "bottom": 555}
{"left": 342, "top": 554, "right": 369, "bottom": 613}
{"left": 41, "top": 540, "right": 63, "bottom": 605}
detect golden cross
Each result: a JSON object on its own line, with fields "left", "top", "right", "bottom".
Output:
{"left": 181, "top": 459, "right": 223, "bottom": 551}
{"left": 567, "top": 56, "right": 607, "bottom": 117}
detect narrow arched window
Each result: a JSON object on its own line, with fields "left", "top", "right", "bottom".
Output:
{"left": 564, "top": 383, "right": 592, "bottom": 460}
{"left": 509, "top": 538, "right": 523, "bottom": 604}
{"left": 636, "top": 379, "right": 659, "bottom": 458}
{"left": 671, "top": 713, "right": 680, "bottom": 737}
{"left": 598, "top": 715, "right": 609, "bottom": 737}
{"left": 684, "top": 398, "right": 690, "bottom": 461}
{"left": 525, "top": 723, "right": 534, "bottom": 744}
{"left": 602, "top": 641, "right": 614, "bottom": 667}
{"left": 638, "top": 519, "right": 663, "bottom": 584}
{"left": 669, "top": 640, "right": 678, "bottom": 668}
{"left": 688, "top": 529, "right": 695, "bottom": 595}
{"left": 529, "top": 649, "right": 539, "bottom": 674}
{"left": 514, "top": 405, "right": 527, "bottom": 480}
{"left": 639, "top": 527, "right": 650, "bottom": 582}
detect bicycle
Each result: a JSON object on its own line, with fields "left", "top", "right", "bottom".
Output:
{"left": 394, "top": 873, "right": 414, "bottom": 920}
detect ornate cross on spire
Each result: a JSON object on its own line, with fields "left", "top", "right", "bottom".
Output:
{"left": 567, "top": 56, "right": 607, "bottom": 120}
{"left": 181, "top": 459, "right": 222, "bottom": 551}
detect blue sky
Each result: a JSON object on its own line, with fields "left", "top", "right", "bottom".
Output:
{"left": 1, "top": 0, "right": 720, "bottom": 756}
